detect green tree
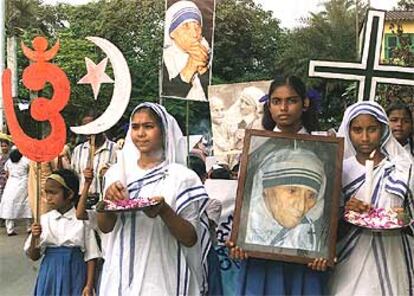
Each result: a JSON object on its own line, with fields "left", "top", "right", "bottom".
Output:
{"left": 213, "top": 0, "right": 284, "bottom": 84}
{"left": 53, "top": 0, "right": 168, "bottom": 137}
{"left": 5, "top": 0, "right": 64, "bottom": 136}
{"left": 397, "top": 0, "right": 414, "bottom": 10}
{"left": 278, "top": 0, "right": 368, "bottom": 129}
{"left": 376, "top": 1, "right": 414, "bottom": 110}
{"left": 11, "top": 0, "right": 285, "bottom": 138}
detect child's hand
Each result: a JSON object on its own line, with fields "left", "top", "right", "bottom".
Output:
{"left": 143, "top": 196, "right": 167, "bottom": 218}
{"left": 31, "top": 223, "right": 42, "bottom": 238}
{"left": 345, "top": 197, "right": 371, "bottom": 213}
{"left": 105, "top": 181, "right": 128, "bottom": 201}
{"left": 226, "top": 240, "right": 248, "bottom": 260}
{"left": 82, "top": 285, "right": 94, "bottom": 296}
{"left": 307, "top": 257, "right": 330, "bottom": 271}
{"left": 83, "top": 167, "right": 94, "bottom": 184}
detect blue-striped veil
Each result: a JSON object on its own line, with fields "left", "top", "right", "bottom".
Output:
{"left": 338, "top": 101, "right": 408, "bottom": 160}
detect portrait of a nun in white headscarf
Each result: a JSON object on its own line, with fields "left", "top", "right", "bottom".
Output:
{"left": 245, "top": 147, "right": 327, "bottom": 252}
{"left": 162, "top": 0, "right": 211, "bottom": 101}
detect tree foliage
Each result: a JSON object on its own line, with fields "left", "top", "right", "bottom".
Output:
{"left": 376, "top": 0, "right": 414, "bottom": 111}
{"left": 397, "top": 0, "right": 414, "bottom": 10}
{"left": 9, "top": 0, "right": 403, "bottom": 135}
{"left": 9, "top": 0, "right": 286, "bottom": 138}
{"left": 213, "top": 0, "right": 284, "bottom": 83}
{"left": 278, "top": 0, "right": 368, "bottom": 129}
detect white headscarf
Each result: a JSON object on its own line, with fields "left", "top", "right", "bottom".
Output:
{"left": 123, "top": 102, "right": 187, "bottom": 166}
{"left": 106, "top": 102, "right": 187, "bottom": 188}
{"left": 163, "top": 0, "right": 209, "bottom": 101}
{"left": 337, "top": 101, "right": 409, "bottom": 160}
{"left": 338, "top": 101, "right": 414, "bottom": 210}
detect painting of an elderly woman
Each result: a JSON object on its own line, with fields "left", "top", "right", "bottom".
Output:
{"left": 246, "top": 148, "right": 326, "bottom": 252}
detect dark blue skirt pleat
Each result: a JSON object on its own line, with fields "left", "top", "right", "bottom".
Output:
{"left": 34, "top": 246, "right": 87, "bottom": 296}
{"left": 237, "top": 258, "right": 326, "bottom": 296}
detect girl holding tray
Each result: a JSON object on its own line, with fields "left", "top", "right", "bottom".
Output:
{"left": 227, "top": 74, "right": 329, "bottom": 295}
{"left": 97, "top": 102, "right": 211, "bottom": 295}
{"left": 329, "top": 101, "right": 414, "bottom": 295}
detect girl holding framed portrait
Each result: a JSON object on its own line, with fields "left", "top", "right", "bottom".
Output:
{"left": 227, "top": 74, "right": 329, "bottom": 295}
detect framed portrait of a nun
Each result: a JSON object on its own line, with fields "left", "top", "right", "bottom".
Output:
{"left": 231, "top": 129, "right": 344, "bottom": 266}
{"left": 161, "top": 0, "right": 215, "bottom": 101}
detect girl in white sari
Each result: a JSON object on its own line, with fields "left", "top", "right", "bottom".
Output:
{"left": 329, "top": 101, "right": 414, "bottom": 296}
{"left": 97, "top": 102, "right": 210, "bottom": 295}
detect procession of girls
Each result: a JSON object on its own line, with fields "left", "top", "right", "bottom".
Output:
{"left": 17, "top": 71, "right": 414, "bottom": 296}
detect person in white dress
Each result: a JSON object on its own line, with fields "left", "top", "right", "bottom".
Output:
{"left": 97, "top": 102, "right": 211, "bottom": 295}
{"left": 0, "top": 148, "right": 32, "bottom": 235}
{"left": 329, "top": 101, "right": 414, "bottom": 295}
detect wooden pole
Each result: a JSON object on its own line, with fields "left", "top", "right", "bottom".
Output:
{"left": 89, "top": 135, "right": 96, "bottom": 168}
{"left": 34, "top": 161, "right": 40, "bottom": 224}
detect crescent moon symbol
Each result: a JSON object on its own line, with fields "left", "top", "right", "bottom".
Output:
{"left": 70, "top": 36, "right": 131, "bottom": 135}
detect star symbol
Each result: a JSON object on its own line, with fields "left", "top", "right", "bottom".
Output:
{"left": 78, "top": 57, "right": 114, "bottom": 100}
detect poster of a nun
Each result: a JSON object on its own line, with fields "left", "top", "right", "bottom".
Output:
{"left": 208, "top": 80, "right": 271, "bottom": 168}
{"left": 162, "top": 0, "right": 215, "bottom": 101}
{"left": 232, "top": 130, "right": 342, "bottom": 265}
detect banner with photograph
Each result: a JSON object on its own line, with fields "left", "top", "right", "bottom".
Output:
{"left": 208, "top": 80, "right": 271, "bottom": 168}
{"left": 161, "top": 0, "right": 215, "bottom": 101}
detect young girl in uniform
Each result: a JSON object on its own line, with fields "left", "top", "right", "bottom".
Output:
{"left": 227, "top": 74, "right": 328, "bottom": 295}
{"left": 97, "top": 102, "right": 211, "bottom": 295}
{"left": 329, "top": 101, "right": 414, "bottom": 295}
{"left": 25, "top": 169, "right": 100, "bottom": 296}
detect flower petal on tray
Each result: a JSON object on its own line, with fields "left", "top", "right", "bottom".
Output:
{"left": 98, "top": 198, "right": 158, "bottom": 211}
{"left": 344, "top": 208, "right": 412, "bottom": 230}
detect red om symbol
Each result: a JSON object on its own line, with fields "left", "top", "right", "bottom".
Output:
{"left": 2, "top": 36, "right": 70, "bottom": 162}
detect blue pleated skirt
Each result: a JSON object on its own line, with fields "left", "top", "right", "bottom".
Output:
{"left": 207, "top": 246, "right": 223, "bottom": 295}
{"left": 237, "top": 258, "right": 326, "bottom": 296}
{"left": 34, "top": 246, "right": 87, "bottom": 296}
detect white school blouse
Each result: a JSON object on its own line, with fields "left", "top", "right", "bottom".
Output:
{"left": 24, "top": 207, "right": 101, "bottom": 261}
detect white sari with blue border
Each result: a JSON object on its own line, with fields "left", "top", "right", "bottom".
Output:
{"left": 329, "top": 101, "right": 414, "bottom": 296}
{"left": 98, "top": 102, "right": 211, "bottom": 296}
{"left": 329, "top": 155, "right": 414, "bottom": 296}
{"left": 99, "top": 162, "right": 210, "bottom": 296}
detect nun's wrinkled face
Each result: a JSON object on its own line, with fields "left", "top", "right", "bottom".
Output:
{"left": 263, "top": 185, "right": 317, "bottom": 229}
{"left": 170, "top": 21, "right": 202, "bottom": 52}
{"left": 349, "top": 114, "right": 382, "bottom": 157}
{"left": 130, "top": 110, "right": 163, "bottom": 155}
{"left": 211, "top": 99, "right": 225, "bottom": 125}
